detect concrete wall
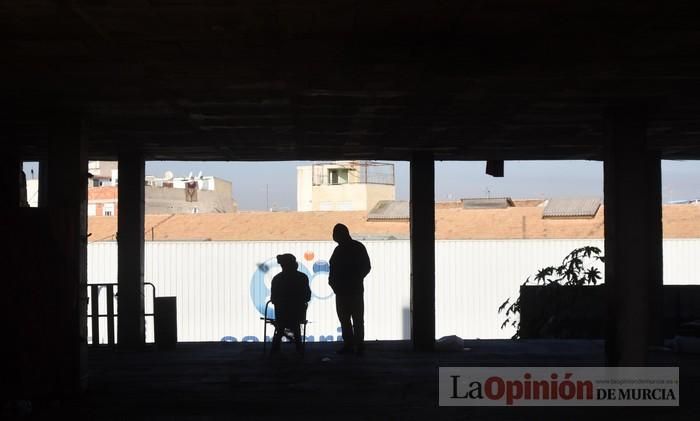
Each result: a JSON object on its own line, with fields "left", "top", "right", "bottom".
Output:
{"left": 26, "top": 179, "right": 38, "bottom": 207}
{"left": 313, "top": 183, "right": 368, "bottom": 210}
{"left": 311, "top": 183, "right": 393, "bottom": 211}
{"left": 298, "top": 163, "right": 395, "bottom": 211}
{"left": 297, "top": 166, "right": 313, "bottom": 211}
{"left": 365, "top": 183, "right": 396, "bottom": 211}
{"left": 88, "top": 161, "right": 118, "bottom": 178}
{"left": 519, "top": 285, "right": 700, "bottom": 339}
{"left": 145, "top": 186, "right": 236, "bottom": 214}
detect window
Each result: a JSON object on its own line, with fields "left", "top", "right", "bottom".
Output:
{"left": 104, "top": 203, "right": 115, "bottom": 216}
{"left": 22, "top": 161, "right": 39, "bottom": 207}
{"left": 328, "top": 168, "right": 349, "bottom": 185}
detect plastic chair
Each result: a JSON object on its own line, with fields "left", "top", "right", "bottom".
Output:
{"left": 262, "top": 300, "right": 309, "bottom": 355}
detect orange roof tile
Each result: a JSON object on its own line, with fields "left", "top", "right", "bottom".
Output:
{"left": 87, "top": 203, "right": 700, "bottom": 242}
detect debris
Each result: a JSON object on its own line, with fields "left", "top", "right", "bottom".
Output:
{"left": 435, "top": 335, "right": 464, "bottom": 351}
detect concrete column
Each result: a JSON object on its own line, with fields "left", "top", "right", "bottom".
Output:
{"left": 410, "top": 153, "right": 435, "bottom": 351}
{"left": 0, "top": 121, "right": 20, "bottom": 209}
{"left": 0, "top": 113, "right": 22, "bottom": 401}
{"left": 117, "top": 152, "right": 146, "bottom": 347}
{"left": 39, "top": 159, "right": 49, "bottom": 207}
{"left": 47, "top": 114, "right": 88, "bottom": 392}
{"left": 604, "top": 106, "right": 663, "bottom": 366}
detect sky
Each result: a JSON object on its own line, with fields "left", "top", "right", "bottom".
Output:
{"left": 137, "top": 160, "right": 700, "bottom": 211}
{"left": 21, "top": 159, "right": 700, "bottom": 210}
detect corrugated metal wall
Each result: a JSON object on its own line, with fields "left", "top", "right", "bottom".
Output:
{"left": 435, "top": 239, "right": 605, "bottom": 339}
{"left": 87, "top": 239, "right": 700, "bottom": 343}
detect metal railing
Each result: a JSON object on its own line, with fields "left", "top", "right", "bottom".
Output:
{"left": 311, "top": 161, "right": 395, "bottom": 186}
{"left": 87, "top": 282, "right": 156, "bottom": 346}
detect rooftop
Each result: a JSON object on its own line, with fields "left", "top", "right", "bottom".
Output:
{"left": 87, "top": 201, "right": 700, "bottom": 242}
{"left": 367, "top": 200, "right": 409, "bottom": 221}
{"left": 543, "top": 197, "right": 602, "bottom": 219}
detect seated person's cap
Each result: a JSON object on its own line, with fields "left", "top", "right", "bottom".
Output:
{"left": 276, "top": 253, "right": 296, "bottom": 266}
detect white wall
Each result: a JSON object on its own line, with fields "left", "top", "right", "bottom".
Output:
{"left": 296, "top": 166, "right": 313, "bottom": 211}
{"left": 297, "top": 163, "right": 395, "bottom": 211}
{"left": 26, "top": 179, "right": 39, "bottom": 208}
{"left": 87, "top": 239, "right": 700, "bottom": 343}
{"left": 311, "top": 183, "right": 370, "bottom": 211}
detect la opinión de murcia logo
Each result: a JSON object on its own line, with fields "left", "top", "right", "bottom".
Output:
{"left": 450, "top": 372, "right": 594, "bottom": 405}
{"left": 439, "top": 367, "right": 679, "bottom": 407}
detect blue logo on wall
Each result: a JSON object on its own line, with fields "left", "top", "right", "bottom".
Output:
{"left": 309, "top": 260, "right": 333, "bottom": 300}
{"left": 231, "top": 254, "right": 347, "bottom": 343}
{"left": 249, "top": 254, "right": 335, "bottom": 318}
{"left": 249, "top": 257, "right": 322, "bottom": 319}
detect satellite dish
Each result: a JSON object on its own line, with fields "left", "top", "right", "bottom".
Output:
{"left": 163, "top": 170, "right": 174, "bottom": 180}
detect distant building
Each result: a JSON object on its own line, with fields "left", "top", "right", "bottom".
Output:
{"left": 144, "top": 171, "right": 237, "bottom": 214}
{"left": 668, "top": 199, "right": 700, "bottom": 205}
{"left": 296, "top": 161, "right": 395, "bottom": 211}
{"left": 88, "top": 186, "right": 119, "bottom": 216}
{"left": 88, "top": 161, "right": 119, "bottom": 187}
{"left": 87, "top": 163, "right": 237, "bottom": 216}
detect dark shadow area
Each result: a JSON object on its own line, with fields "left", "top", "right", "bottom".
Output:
{"left": 16, "top": 341, "right": 697, "bottom": 420}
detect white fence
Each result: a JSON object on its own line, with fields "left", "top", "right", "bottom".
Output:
{"left": 87, "top": 239, "right": 700, "bottom": 343}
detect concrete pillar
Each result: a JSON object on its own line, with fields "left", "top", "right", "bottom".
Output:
{"left": 410, "top": 153, "right": 435, "bottom": 351}
{"left": 0, "top": 114, "right": 22, "bottom": 401}
{"left": 604, "top": 106, "right": 663, "bottom": 366}
{"left": 39, "top": 159, "right": 49, "bottom": 207}
{"left": 0, "top": 121, "right": 20, "bottom": 209}
{"left": 117, "top": 152, "right": 146, "bottom": 347}
{"left": 47, "top": 114, "right": 89, "bottom": 392}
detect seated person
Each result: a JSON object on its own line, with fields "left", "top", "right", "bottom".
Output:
{"left": 270, "top": 253, "right": 311, "bottom": 353}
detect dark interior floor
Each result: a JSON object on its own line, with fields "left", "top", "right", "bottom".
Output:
{"left": 16, "top": 340, "right": 700, "bottom": 420}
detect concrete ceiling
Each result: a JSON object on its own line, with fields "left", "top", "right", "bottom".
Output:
{"left": 3, "top": 1, "right": 700, "bottom": 161}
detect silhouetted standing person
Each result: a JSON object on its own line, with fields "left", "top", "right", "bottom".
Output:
{"left": 329, "top": 223, "right": 371, "bottom": 355}
{"left": 270, "top": 254, "right": 311, "bottom": 354}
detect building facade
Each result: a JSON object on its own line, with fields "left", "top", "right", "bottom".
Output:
{"left": 144, "top": 173, "right": 237, "bottom": 214}
{"left": 88, "top": 160, "right": 119, "bottom": 187}
{"left": 86, "top": 164, "right": 237, "bottom": 216}
{"left": 296, "top": 161, "right": 395, "bottom": 211}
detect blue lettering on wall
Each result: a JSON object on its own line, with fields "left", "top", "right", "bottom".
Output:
{"left": 220, "top": 332, "right": 342, "bottom": 343}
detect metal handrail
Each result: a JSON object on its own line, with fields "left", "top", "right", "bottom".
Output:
{"left": 87, "top": 282, "right": 156, "bottom": 346}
